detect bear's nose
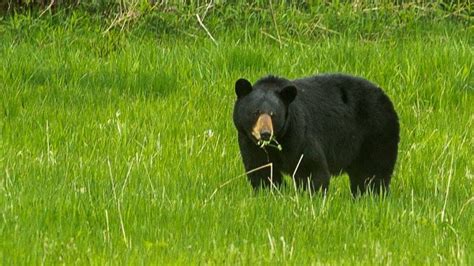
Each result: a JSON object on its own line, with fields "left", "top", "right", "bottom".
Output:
{"left": 260, "top": 130, "right": 272, "bottom": 141}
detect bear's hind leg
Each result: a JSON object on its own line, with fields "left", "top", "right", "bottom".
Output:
{"left": 347, "top": 171, "right": 391, "bottom": 197}
{"left": 347, "top": 135, "right": 398, "bottom": 197}
{"left": 348, "top": 173, "right": 366, "bottom": 197}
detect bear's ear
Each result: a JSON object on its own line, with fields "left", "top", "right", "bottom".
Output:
{"left": 235, "top": 78, "right": 253, "bottom": 98}
{"left": 279, "top": 85, "right": 297, "bottom": 105}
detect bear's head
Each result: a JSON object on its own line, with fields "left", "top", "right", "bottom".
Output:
{"left": 233, "top": 76, "right": 297, "bottom": 147}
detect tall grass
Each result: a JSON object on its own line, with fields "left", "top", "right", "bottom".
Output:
{"left": 1, "top": 3, "right": 473, "bottom": 264}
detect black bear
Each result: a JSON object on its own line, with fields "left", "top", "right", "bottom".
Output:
{"left": 233, "top": 74, "right": 399, "bottom": 196}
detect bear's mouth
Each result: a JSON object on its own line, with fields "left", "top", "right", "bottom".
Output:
{"left": 256, "top": 137, "right": 282, "bottom": 151}
{"left": 251, "top": 113, "right": 273, "bottom": 140}
{"left": 251, "top": 113, "right": 282, "bottom": 150}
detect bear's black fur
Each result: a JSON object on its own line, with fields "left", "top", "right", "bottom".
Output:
{"left": 233, "top": 74, "right": 399, "bottom": 196}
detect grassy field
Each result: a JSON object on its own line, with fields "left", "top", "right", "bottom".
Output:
{"left": 1, "top": 3, "right": 473, "bottom": 264}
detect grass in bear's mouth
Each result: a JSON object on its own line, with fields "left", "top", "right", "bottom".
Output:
{"left": 258, "top": 137, "right": 283, "bottom": 151}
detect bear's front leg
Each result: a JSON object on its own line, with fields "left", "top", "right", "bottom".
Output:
{"left": 293, "top": 165, "right": 330, "bottom": 194}
{"left": 292, "top": 144, "right": 330, "bottom": 194}
{"left": 238, "top": 134, "right": 283, "bottom": 190}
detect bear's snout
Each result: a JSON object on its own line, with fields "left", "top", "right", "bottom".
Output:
{"left": 260, "top": 130, "right": 272, "bottom": 141}
{"left": 252, "top": 113, "right": 273, "bottom": 141}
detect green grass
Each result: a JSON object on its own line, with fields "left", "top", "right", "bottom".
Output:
{"left": 1, "top": 4, "right": 473, "bottom": 264}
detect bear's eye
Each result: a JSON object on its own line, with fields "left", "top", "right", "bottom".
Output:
{"left": 253, "top": 110, "right": 261, "bottom": 117}
{"left": 270, "top": 112, "right": 275, "bottom": 117}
